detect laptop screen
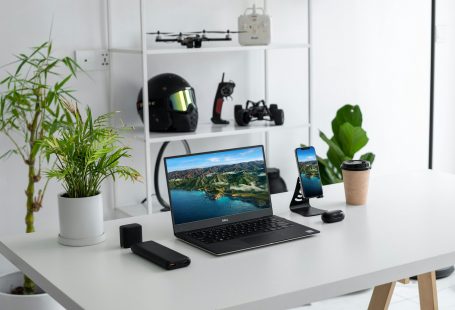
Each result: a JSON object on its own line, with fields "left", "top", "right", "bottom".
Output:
{"left": 164, "top": 146, "right": 272, "bottom": 226}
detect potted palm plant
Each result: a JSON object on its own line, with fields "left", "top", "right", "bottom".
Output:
{"left": 0, "top": 42, "right": 78, "bottom": 308}
{"left": 41, "top": 104, "right": 140, "bottom": 246}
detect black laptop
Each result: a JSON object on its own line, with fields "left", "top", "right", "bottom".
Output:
{"left": 164, "top": 145, "right": 319, "bottom": 255}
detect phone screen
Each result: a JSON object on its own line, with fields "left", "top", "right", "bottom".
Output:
{"left": 295, "top": 146, "right": 323, "bottom": 198}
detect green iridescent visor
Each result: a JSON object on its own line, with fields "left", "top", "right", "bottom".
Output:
{"left": 169, "top": 87, "right": 197, "bottom": 112}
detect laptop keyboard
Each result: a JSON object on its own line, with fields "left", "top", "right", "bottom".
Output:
{"left": 186, "top": 217, "right": 294, "bottom": 244}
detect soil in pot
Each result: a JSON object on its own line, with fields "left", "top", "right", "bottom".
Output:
{"left": 0, "top": 271, "right": 64, "bottom": 310}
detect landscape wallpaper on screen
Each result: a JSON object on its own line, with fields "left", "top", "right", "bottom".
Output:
{"left": 296, "top": 147, "right": 323, "bottom": 198}
{"left": 166, "top": 147, "right": 271, "bottom": 225}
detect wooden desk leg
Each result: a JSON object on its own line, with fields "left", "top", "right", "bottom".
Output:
{"left": 417, "top": 271, "right": 438, "bottom": 310}
{"left": 368, "top": 281, "right": 396, "bottom": 310}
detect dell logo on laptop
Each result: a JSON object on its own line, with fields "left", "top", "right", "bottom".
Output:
{"left": 222, "top": 218, "right": 229, "bottom": 223}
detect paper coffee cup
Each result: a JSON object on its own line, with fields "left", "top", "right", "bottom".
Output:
{"left": 341, "top": 160, "right": 371, "bottom": 205}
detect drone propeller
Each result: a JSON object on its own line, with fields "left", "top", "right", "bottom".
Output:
{"left": 187, "top": 30, "right": 246, "bottom": 34}
{"left": 162, "top": 32, "right": 202, "bottom": 38}
{"left": 206, "top": 30, "right": 233, "bottom": 34}
{"left": 147, "top": 31, "right": 175, "bottom": 35}
{"left": 166, "top": 33, "right": 186, "bottom": 37}
{"left": 149, "top": 30, "right": 246, "bottom": 36}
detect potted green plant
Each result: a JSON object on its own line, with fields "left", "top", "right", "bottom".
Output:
{"left": 311, "top": 104, "right": 375, "bottom": 185}
{"left": 0, "top": 42, "right": 78, "bottom": 307}
{"left": 41, "top": 104, "right": 140, "bottom": 246}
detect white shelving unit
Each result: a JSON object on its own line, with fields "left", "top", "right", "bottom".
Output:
{"left": 106, "top": 0, "right": 311, "bottom": 216}
{"left": 126, "top": 122, "right": 310, "bottom": 144}
{"left": 110, "top": 43, "right": 310, "bottom": 56}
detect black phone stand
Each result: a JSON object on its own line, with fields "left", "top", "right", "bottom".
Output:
{"left": 289, "top": 178, "right": 326, "bottom": 217}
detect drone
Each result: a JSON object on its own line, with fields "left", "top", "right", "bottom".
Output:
{"left": 148, "top": 30, "right": 244, "bottom": 48}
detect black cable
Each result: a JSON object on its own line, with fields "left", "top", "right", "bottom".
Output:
{"left": 141, "top": 140, "right": 191, "bottom": 212}
{"left": 155, "top": 142, "right": 170, "bottom": 211}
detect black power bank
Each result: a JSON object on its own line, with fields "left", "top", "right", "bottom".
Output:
{"left": 131, "top": 241, "right": 191, "bottom": 270}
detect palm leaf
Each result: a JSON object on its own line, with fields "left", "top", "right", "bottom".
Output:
{"left": 41, "top": 107, "right": 141, "bottom": 197}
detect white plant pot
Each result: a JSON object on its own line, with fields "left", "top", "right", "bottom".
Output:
{"left": 58, "top": 192, "right": 106, "bottom": 246}
{"left": 0, "top": 271, "right": 64, "bottom": 310}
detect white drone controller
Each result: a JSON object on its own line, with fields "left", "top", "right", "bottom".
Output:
{"left": 238, "top": 4, "right": 271, "bottom": 46}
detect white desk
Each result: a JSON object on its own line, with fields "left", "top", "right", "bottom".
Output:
{"left": 1, "top": 170, "right": 455, "bottom": 310}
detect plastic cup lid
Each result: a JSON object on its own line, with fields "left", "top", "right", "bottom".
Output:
{"left": 341, "top": 160, "right": 371, "bottom": 171}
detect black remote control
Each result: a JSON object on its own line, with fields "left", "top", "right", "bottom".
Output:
{"left": 211, "top": 72, "right": 235, "bottom": 124}
{"left": 131, "top": 241, "right": 191, "bottom": 270}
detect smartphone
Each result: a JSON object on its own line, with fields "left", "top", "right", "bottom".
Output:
{"left": 295, "top": 146, "right": 323, "bottom": 198}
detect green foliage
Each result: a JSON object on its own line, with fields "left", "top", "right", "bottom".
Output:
{"left": 0, "top": 41, "right": 79, "bottom": 228}
{"left": 312, "top": 104, "right": 375, "bottom": 185}
{"left": 41, "top": 106, "right": 141, "bottom": 198}
{"left": 0, "top": 41, "right": 80, "bottom": 294}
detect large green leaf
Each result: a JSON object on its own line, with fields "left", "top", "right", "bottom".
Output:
{"left": 318, "top": 164, "right": 332, "bottom": 185}
{"left": 331, "top": 104, "right": 362, "bottom": 143}
{"left": 360, "top": 152, "right": 375, "bottom": 165}
{"left": 327, "top": 146, "right": 345, "bottom": 177}
{"left": 319, "top": 130, "right": 345, "bottom": 158}
{"left": 317, "top": 157, "right": 342, "bottom": 185}
{"left": 319, "top": 131, "right": 347, "bottom": 168}
{"left": 337, "top": 123, "right": 368, "bottom": 158}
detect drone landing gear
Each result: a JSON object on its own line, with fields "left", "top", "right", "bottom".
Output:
{"left": 290, "top": 178, "right": 326, "bottom": 217}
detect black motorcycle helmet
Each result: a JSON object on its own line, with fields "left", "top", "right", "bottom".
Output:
{"left": 136, "top": 73, "right": 198, "bottom": 132}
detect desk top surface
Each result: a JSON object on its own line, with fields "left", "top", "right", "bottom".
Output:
{"left": 2, "top": 170, "right": 455, "bottom": 310}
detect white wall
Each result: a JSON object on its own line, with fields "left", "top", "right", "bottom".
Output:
{"left": 310, "top": 0, "right": 431, "bottom": 176}
{"left": 0, "top": 0, "right": 434, "bottom": 238}
{"left": 433, "top": 0, "right": 455, "bottom": 173}
{"left": 0, "top": 0, "right": 110, "bottom": 235}
{"left": 0, "top": 0, "right": 310, "bottom": 234}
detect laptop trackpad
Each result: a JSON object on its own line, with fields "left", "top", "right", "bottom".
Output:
{"left": 241, "top": 233, "right": 284, "bottom": 245}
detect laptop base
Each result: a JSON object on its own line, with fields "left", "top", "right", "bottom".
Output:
{"left": 290, "top": 178, "right": 326, "bottom": 217}
{"left": 177, "top": 215, "right": 319, "bottom": 256}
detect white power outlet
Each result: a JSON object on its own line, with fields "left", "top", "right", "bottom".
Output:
{"left": 75, "top": 50, "right": 109, "bottom": 71}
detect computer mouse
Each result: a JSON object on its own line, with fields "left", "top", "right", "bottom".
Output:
{"left": 321, "top": 210, "right": 345, "bottom": 223}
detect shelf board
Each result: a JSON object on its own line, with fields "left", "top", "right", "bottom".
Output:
{"left": 125, "top": 121, "right": 310, "bottom": 144}
{"left": 110, "top": 43, "right": 310, "bottom": 56}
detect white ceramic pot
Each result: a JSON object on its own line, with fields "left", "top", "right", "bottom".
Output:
{"left": 58, "top": 192, "right": 106, "bottom": 246}
{"left": 0, "top": 271, "right": 64, "bottom": 310}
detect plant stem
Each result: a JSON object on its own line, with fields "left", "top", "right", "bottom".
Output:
{"left": 24, "top": 111, "right": 37, "bottom": 293}
{"left": 25, "top": 162, "right": 35, "bottom": 233}
{"left": 25, "top": 104, "right": 38, "bottom": 234}
{"left": 23, "top": 161, "right": 36, "bottom": 294}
